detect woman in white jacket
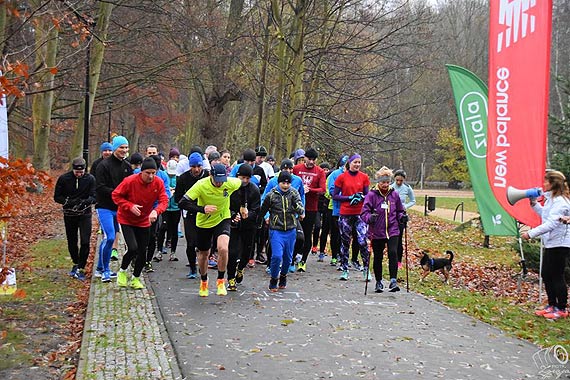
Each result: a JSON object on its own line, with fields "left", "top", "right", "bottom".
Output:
{"left": 522, "top": 170, "right": 570, "bottom": 320}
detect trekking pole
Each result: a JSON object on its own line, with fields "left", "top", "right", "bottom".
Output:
{"left": 364, "top": 241, "right": 372, "bottom": 296}
{"left": 405, "top": 224, "right": 409, "bottom": 293}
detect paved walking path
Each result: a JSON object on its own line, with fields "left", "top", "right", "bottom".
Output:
{"left": 76, "top": 248, "right": 182, "bottom": 380}
{"left": 77, "top": 235, "right": 568, "bottom": 380}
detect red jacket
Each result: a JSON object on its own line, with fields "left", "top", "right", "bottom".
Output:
{"left": 112, "top": 173, "right": 168, "bottom": 227}
{"left": 293, "top": 163, "right": 326, "bottom": 212}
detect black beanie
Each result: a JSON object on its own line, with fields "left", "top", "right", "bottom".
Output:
{"left": 243, "top": 149, "right": 256, "bottom": 161}
{"left": 278, "top": 171, "right": 292, "bottom": 184}
{"left": 305, "top": 148, "right": 319, "bottom": 159}
{"left": 141, "top": 157, "right": 157, "bottom": 171}
{"left": 129, "top": 152, "right": 143, "bottom": 166}
{"left": 237, "top": 163, "right": 253, "bottom": 177}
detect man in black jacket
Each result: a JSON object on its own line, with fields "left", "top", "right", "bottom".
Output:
{"left": 95, "top": 136, "right": 133, "bottom": 282}
{"left": 54, "top": 157, "right": 96, "bottom": 281}
{"left": 227, "top": 164, "right": 260, "bottom": 291}
{"left": 173, "top": 152, "right": 209, "bottom": 278}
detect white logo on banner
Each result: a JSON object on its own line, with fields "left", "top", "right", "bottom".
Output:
{"left": 497, "top": 0, "right": 537, "bottom": 52}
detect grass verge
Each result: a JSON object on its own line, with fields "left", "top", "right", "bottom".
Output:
{"left": 403, "top": 212, "right": 570, "bottom": 347}
{"left": 416, "top": 196, "right": 479, "bottom": 213}
{"left": 0, "top": 237, "right": 84, "bottom": 373}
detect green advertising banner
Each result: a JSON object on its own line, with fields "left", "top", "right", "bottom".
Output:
{"left": 446, "top": 64, "right": 517, "bottom": 236}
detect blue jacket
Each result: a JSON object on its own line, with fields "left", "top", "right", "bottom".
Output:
{"left": 327, "top": 167, "right": 344, "bottom": 216}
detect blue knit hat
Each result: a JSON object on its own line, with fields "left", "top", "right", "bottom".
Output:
{"left": 188, "top": 152, "right": 203, "bottom": 167}
{"left": 100, "top": 142, "right": 113, "bottom": 152}
{"left": 112, "top": 136, "right": 129, "bottom": 151}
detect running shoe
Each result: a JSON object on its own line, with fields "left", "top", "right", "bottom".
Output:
{"left": 375, "top": 280, "right": 384, "bottom": 293}
{"left": 94, "top": 269, "right": 103, "bottom": 278}
{"left": 388, "top": 279, "right": 400, "bottom": 292}
{"left": 297, "top": 262, "right": 306, "bottom": 272}
{"left": 169, "top": 253, "right": 179, "bottom": 261}
{"left": 535, "top": 305, "right": 555, "bottom": 316}
{"left": 117, "top": 271, "right": 128, "bottom": 287}
{"left": 153, "top": 253, "right": 163, "bottom": 262}
{"left": 397, "top": 261, "right": 403, "bottom": 269}
{"left": 543, "top": 308, "right": 568, "bottom": 320}
{"left": 129, "top": 277, "right": 144, "bottom": 289}
{"left": 109, "top": 271, "right": 117, "bottom": 279}
{"left": 363, "top": 270, "right": 372, "bottom": 282}
{"left": 144, "top": 262, "right": 154, "bottom": 273}
{"left": 208, "top": 259, "right": 218, "bottom": 269}
{"left": 340, "top": 270, "right": 349, "bottom": 281}
{"left": 247, "top": 259, "right": 255, "bottom": 268}
{"left": 101, "top": 270, "right": 112, "bottom": 283}
{"left": 236, "top": 269, "right": 244, "bottom": 284}
{"left": 216, "top": 279, "right": 227, "bottom": 296}
{"left": 73, "top": 269, "right": 86, "bottom": 282}
{"left": 330, "top": 258, "right": 338, "bottom": 266}
{"left": 288, "top": 264, "right": 296, "bottom": 273}
{"left": 311, "top": 246, "right": 318, "bottom": 255}
{"left": 255, "top": 254, "right": 266, "bottom": 264}
{"left": 265, "top": 266, "right": 271, "bottom": 275}
{"left": 186, "top": 269, "right": 197, "bottom": 279}
{"left": 268, "top": 278, "right": 278, "bottom": 292}
{"left": 110, "top": 248, "right": 119, "bottom": 261}
{"left": 69, "top": 265, "right": 78, "bottom": 277}
{"left": 227, "top": 278, "right": 237, "bottom": 291}
{"left": 199, "top": 280, "right": 209, "bottom": 297}
{"left": 317, "top": 253, "right": 325, "bottom": 262}
{"left": 278, "top": 275, "right": 287, "bottom": 289}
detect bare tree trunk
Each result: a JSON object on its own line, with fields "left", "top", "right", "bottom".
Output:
{"left": 0, "top": 2, "right": 6, "bottom": 55}
{"left": 194, "top": 0, "right": 244, "bottom": 147}
{"left": 31, "top": 8, "right": 58, "bottom": 170}
{"left": 255, "top": 7, "right": 272, "bottom": 147}
{"left": 70, "top": 1, "right": 114, "bottom": 161}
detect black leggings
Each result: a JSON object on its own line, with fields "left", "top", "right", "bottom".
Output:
{"left": 120, "top": 224, "right": 150, "bottom": 277}
{"left": 330, "top": 215, "right": 340, "bottom": 260}
{"left": 372, "top": 236, "right": 399, "bottom": 280}
{"left": 299, "top": 211, "right": 317, "bottom": 263}
{"left": 312, "top": 210, "right": 331, "bottom": 253}
{"left": 542, "top": 247, "right": 569, "bottom": 310}
{"left": 397, "top": 223, "right": 405, "bottom": 263}
{"left": 228, "top": 228, "right": 256, "bottom": 279}
{"left": 63, "top": 214, "right": 92, "bottom": 269}
{"left": 157, "top": 210, "right": 181, "bottom": 254}
{"left": 146, "top": 219, "right": 159, "bottom": 262}
{"left": 183, "top": 214, "right": 198, "bottom": 271}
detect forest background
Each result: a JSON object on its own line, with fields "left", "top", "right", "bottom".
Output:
{"left": 1, "top": 0, "right": 570, "bottom": 183}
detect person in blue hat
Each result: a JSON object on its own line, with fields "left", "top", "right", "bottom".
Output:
{"left": 90, "top": 142, "right": 113, "bottom": 176}
{"left": 95, "top": 136, "right": 133, "bottom": 283}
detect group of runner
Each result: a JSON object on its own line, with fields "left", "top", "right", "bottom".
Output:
{"left": 54, "top": 137, "right": 417, "bottom": 295}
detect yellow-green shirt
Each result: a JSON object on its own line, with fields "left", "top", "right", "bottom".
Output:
{"left": 185, "top": 177, "right": 241, "bottom": 228}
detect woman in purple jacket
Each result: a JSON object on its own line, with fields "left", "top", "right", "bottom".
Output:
{"left": 360, "top": 167, "right": 405, "bottom": 293}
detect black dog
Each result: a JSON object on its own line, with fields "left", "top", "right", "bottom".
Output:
{"left": 415, "top": 250, "right": 454, "bottom": 284}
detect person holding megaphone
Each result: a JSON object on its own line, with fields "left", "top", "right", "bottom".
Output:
{"left": 521, "top": 170, "right": 570, "bottom": 320}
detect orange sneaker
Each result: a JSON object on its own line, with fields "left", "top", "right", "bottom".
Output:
{"left": 199, "top": 280, "right": 209, "bottom": 297}
{"left": 216, "top": 279, "right": 227, "bottom": 296}
{"left": 544, "top": 308, "right": 568, "bottom": 320}
{"left": 534, "top": 305, "right": 555, "bottom": 316}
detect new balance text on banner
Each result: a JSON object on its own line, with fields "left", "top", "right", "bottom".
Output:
{"left": 487, "top": 0, "right": 552, "bottom": 227}
{"left": 446, "top": 65, "right": 518, "bottom": 236}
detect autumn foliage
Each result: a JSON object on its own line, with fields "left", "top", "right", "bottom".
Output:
{"left": 0, "top": 156, "right": 53, "bottom": 218}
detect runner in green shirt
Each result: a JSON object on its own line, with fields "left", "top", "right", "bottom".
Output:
{"left": 179, "top": 164, "right": 241, "bottom": 297}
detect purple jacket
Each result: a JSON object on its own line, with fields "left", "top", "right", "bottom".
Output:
{"left": 360, "top": 185, "right": 405, "bottom": 239}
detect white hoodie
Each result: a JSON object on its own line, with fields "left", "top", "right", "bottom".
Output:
{"left": 528, "top": 191, "right": 570, "bottom": 248}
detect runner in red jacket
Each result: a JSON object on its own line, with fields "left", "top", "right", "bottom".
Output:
{"left": 112, "top": 157, "right": 168, "bottom": 289}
